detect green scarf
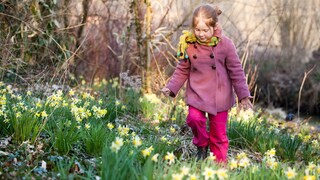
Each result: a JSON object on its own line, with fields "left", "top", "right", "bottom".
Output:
{"left": 177, "top": 30, "right": 220, "bottom": 60}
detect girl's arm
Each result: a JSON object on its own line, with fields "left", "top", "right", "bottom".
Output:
{"left": 164, "top": 59, "right": 191, "bottom": 97}
{"left": 225, "top": 39, "right": 252, "bottom": 105}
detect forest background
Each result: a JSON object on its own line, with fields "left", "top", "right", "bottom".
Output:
{"left": 1, "top": 0, "right": 320, "bottom": 116}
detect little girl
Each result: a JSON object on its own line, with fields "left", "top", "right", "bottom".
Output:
{"left": 161, "top": 4, "right": 253, "bottom": 163}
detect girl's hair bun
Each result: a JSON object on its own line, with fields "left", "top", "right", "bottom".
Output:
{"left": 214, "top": 6, "right": 222, "bottom": 16}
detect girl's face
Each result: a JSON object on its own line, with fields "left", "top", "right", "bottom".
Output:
{"left": 193, "top": 18, "right": 214, "bottom": 42}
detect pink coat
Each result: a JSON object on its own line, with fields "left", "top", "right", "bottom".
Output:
{"left": 166, "top": 35, "right": 250, "bottom": 115}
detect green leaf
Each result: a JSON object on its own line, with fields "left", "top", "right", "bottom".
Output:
{"left": 142, "top": 156, "right": 154, "bottom": 180}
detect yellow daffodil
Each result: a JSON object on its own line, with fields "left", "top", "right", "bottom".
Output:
{"left": 307, "top": 162, "right": 316, "bottom": 171}
{"left": 110, "top": 137, "right": 124, "bottom": 153}
{"left": 69, "top": 89, "right": 75, "bottom": 96}
{"left": 303, "top": 175, "right": 316, "bottom": 180}
{"left": 0, "top": 95, "right": 6, "bottom": 105}
{"left": 36, "top": 102, "right": 42, "bottom": 108}
{"left": 27, "top": 91, "right": 32, "bottom": 96}
{"left": 141, "top": 146, "right": 153, "bottom": 157}
{"left": 111, "top": 80, "right": 118, "bottom": 88}
{"left": 17, "top": 95, "right": 22, "bottom": 101}
{"left": 107, "top": 123, "right": 114, "bottom": 130}
{"left": 236, "top": 152, "right": 247, "bottom": 160}
{"left": 229, "top": 159, "right": 238, "bottom": 170}
{"left": 238, "top": 157, "right": 250, "bottom": 168}
{"left": 85, "top": 123, "right": 91, "bottom": 130}
{"left": 207, "top": 152, "right": 216, "bottom": 161}
{"left": 110, "top": 143, "right": 119, "bottom": 153}
{"left": 172, "top": 173, "right": 183, "bottom": 180}
{"left": 284, "top": 167, "right": 297, "bottom": 179}
{"left": 266, "top": 158, "right": 278, "bottom": 169}
{"left": 257, "top": 117, "right": 263, "bottom": 123}
{"left": 202, "top": 167, "right": 215, "bottom": 180}
{"left": 164, "top": 152, "right": 175, "bottom": 165}
{"left": 41, "top": 111, "right": 48, "bottom": 118}
{"left": 188, "top": 174, "right": 198, "bottom": 180}
{"left": 265, "top": 148, "right": 276, "bottom": 158}
{"left": 216, "top": 168, "right": 228, "bottom": 180}
{"left": 237, "top": 108, "right": 254, "bottom": 122}
{"left": 311, "top": 140, "right": 319, "bottom": 148}
{"left": 115, "top": 137, "right": 124, "bottom": 147}
{"left": 117, "top": 125, "right": 130, "bottom": 136}
{"left": 303, "top": 135, "right": 311, "bottom": 143}
{"left": 62, "top": 101, "right": 68, "bottom": 107}
{"left": 229, "top": 107, "right": 237, "bottom": 117}
{"left": 65, "top": 121, "right": 71, "bottom": 127}
{"left": 180, "top": 166, "right": 190, "bottom": 176}
{"left": 82, "top": 92, "right": 90, "bottom": 99}
{"left": 164, "top": 151, "right": 175, "bottom": 165}
{"left": 151, "top": 153, "right": 159, "bottom": 162}
{"left": 132, "top": 135, "right": 142, "bottom": 148}
{"left": 92, "top": 106, "right": 108, "bottom": 118}
{"left": 16, "top": 112, "right": 22, "bottom": 118}
{"left": 143, "top": 93, "right": 161, "bottom": 104}
{"left": 170, "top": 126, "right": 176, "bottom": 133}
{"left": 161, "top": 136, "right": 167, "bottom": 142}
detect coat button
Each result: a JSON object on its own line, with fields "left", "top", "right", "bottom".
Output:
{"left": 210, "top": 53, "right": 214, "bottom": 59}
{"left": 193, "top": 54, "right": 197, "bottom": 59}
{"left": 194, "top": 44, "right": 197, "bottom": 48}
{"left": 211, "top": 65, "right": 216, "bottom": 69}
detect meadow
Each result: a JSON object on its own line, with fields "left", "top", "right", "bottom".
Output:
{"left": 0, "top": 79, "right": 319, "bottom": 180}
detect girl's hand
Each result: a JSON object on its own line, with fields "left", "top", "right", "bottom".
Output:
{"left": 239, "top": 97, "right": 253, "bottom": 111}
{"left": 161, "top": 87, "right": 171, "bottom": 97}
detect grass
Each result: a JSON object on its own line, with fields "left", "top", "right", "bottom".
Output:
{"left": 0, "top": 80, "right": 319, "bottom": 179}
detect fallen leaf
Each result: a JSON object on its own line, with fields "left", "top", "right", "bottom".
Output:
{"left": 41, "top": 160, "right": 47, "bottom": 170}
{"left": 0, "top": 150, "right": 9, "bottom": 155}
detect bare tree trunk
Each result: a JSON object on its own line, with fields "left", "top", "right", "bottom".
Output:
{"left": 273, "top": 0, "right": 317, "bottom": 62}
{"left": 75, "top": 0, "right": 89, "bottom": 52}
{"left": 144, "top": 0, "right": 152, "bottom": 93}
{"left": 131, "top": 0, "right": 145, "bottom": 92}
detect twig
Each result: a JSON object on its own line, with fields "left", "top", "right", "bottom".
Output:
{"left": 0, "top": 12, "right": 68, "bottom": 61}
{"left": 150, "top": 44, "right": 166, "bottom": 85}
{"left": 0, "top": 67, "right": 30, "bottom": 85}
{"left": 155, "top": 0, "right": 174, "bottom": 29}
{"left": 297, "top": 65, "right": 316, "bottom": 120}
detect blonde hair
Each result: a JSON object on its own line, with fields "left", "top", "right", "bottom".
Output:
{"left": 192, "top": 4, "right": 222, "bottom": 28}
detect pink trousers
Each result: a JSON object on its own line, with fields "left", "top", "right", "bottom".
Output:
{"left": 186, "top": 105, "right": 229, "bottom": 163}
